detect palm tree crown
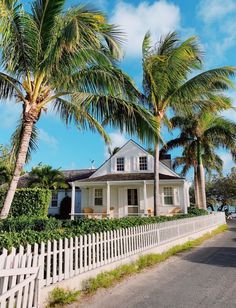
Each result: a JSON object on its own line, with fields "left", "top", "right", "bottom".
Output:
{"left": 141, "top": 31, "right": 236, "bottom": 214}
{"left": 29, "top": 164, "right": 68, "bottom": 190}
{"left": 161, "top": 111, "right": 236, "bottom": 208}
{"left": 0, "top": 0, "right": 156, "bottom": 218}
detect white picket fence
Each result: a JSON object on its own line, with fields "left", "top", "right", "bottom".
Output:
{"left": 0, "top": 246, "right": 40, "bottom": 308}
{"left": 0, "top": 213, "right": 225, "bottom": 307}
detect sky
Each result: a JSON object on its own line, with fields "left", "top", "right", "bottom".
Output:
{"left": 1, "top": 0, "right": 236, "bottom": 180}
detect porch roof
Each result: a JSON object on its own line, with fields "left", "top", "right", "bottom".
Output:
{"left": 77, "top": 172, "right": 183, "bottom": 183}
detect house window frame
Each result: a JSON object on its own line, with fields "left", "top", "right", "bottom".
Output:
{"left": 94, "top": 188, "right": 103, "bottom": 206}
{"left": 163, "top": 187, "right": 174, "bottom": 206}
{"left": 51, "top": 192, "right": 58, "bottom": 208}
{"left": 116, "top": 157, "right": 125, "bottom": 171}
{"left": 139, "top": 156, "right": 148, "bottom": 171}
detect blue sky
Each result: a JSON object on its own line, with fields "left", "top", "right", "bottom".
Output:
{"left": 1, "top": 0, "right": 236, "bottom": 179}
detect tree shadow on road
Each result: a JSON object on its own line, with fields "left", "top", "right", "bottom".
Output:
{"left": 182, "top": 247, "right": 236, "bottom": 268}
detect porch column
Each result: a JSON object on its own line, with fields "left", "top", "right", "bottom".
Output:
{"left": 106, "top": 182, "right": 110, "bottom": 218}
{"left": 71, "top": 182, "right": 75, "bottom": 220}
{"left": 143, "top": 180, "right": 148, "bottom": 216}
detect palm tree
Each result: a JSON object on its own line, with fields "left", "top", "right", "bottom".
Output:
{"left": 171, "top": 148, "right": 223, "bottom": 207}
{"left": 141, "top": 31, "right": 235, "bottom": 215}
{"left": 0, "top": 1, "right": 155, "bottom": 218}
{"left": 29, "top": 164, "right": 68, "bottom": 190}
{"left": 161, "top": 111, "right": 236, "bottom": 209}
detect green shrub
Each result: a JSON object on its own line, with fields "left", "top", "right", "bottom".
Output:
{"left": 188, "top": 207, "right": 208, "bottom": 216}
{"left": 59, "top": 196, "right": 71, "bottom": 219}
{"left": 0, "top": 210, "right": 208, "bottom": 251}
{"left": 0, "top": 216, "right": 62, "bottom": 232}
{"left": 0, "top": 188, "right": 51, "bottom": 218}
{"left": 47, "top": 287, "right": 80, "bottom": 307}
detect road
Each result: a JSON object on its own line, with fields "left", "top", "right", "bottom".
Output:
{"left": 77, "top": 222, "right": 236, "bottom": 308}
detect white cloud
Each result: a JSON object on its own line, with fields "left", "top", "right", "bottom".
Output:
{"left": 198, "top": 0, "right": 236, "bottom": 64}
{"left": 38, "top": 128, "right": 58, "bottom": 150}
{"left": 110, "top": 1, "right": 180, "bottom": 57}
{"left": 198, "top": 0, "right": 236, "bottom": 24}
{"left": 104, "top": 131, "right": 128, "bottom": 158}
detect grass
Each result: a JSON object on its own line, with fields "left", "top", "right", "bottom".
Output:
{"left": 47, "top": 287, "right": 80, "bottom": 307}
{"left": 47, "top": 224, "right": 228, "bottom": 306}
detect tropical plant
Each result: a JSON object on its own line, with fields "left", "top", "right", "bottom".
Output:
{"left": 29, "top": 164, "right": 68, "bottom": 190}
{"left": 141, "top": 31, "right": 235, "bottom": 214}
{"left": 206, "top": 169, "right": 236, "bottom": 209}
{"left": 108, "top": 146, "right": 120, "bottom": 157}
{"left": 0, "top": 0, "right": 155, "bottom": 218}
{"left": 161, "top": 111, "right": 236, "bottom": 209}
{"left": 0, "top": 145, "right": 14, "bottom": 186}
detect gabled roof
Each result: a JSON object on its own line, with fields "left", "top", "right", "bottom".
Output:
{"left": 91, "top": 139, "right": 180, "bottom": 179}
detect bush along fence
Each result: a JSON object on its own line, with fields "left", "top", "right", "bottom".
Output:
{"left": 0, "top": 188, "right": 51, "bottom": 218}
{"left": 0, "top": 213, "right": 226, "bottom": 308}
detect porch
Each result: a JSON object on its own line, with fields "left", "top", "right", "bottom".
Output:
{"left": 70, "top": 179, "right": 188, "bottom": 219}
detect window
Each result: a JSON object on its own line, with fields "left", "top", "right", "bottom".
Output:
{"left": 51, "top": 193, "right": 58, "bottom": 207}
{"left": 128, "top": 189, "right": 138, "bottom": 205}
{"left": 116, "top": 157, "right": 125, "bottom": 171}
{"left": 139, "top": 156, "right": 147, "bottom": 170}
{"left": 94, "top": 189, "right": 103, "bottom": 206}
{"left": 163, "top": 187, "right": 174, "bottom": 205}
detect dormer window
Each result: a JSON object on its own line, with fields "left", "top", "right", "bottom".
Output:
{"left": 116, "top": 157, "right": 125, "bottom": 171}
{"left": 139, "top": 156, "right": 147, "bottom": 170}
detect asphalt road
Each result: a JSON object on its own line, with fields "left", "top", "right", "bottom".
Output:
{"left": 77, "top": 222, "right": 236, "bottom": 308}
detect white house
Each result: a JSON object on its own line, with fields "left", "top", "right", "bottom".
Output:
{"left": 70, "top": 140, "right": 190, "bottom": 218}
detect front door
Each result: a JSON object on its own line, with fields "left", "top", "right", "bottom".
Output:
{"left": 127, "top": 189, "right": 139, "bottom": 216}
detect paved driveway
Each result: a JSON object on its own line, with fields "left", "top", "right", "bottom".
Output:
{"left": 77, "top": 222, "right": 236, "bottom": 308}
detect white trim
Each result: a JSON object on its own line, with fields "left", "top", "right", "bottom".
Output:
{"left": 74, "top": 178, "right": 186, "bottom": 187}
{"left": 90, "top": 139, "right": 181, "bottom": 179}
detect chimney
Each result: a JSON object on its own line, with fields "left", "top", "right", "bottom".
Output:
{"left": 160, "top": 154, "right": 172, "bottom": 169}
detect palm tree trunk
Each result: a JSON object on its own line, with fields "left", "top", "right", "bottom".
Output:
{"left": 194, "top": 165, "right": 200, "bottom": 207}
{"left": 0, "top": 120, "right": 34, "bottom": 218}
{"left": 197, "top": 164, "right": 207, "bottom": 209}
{"left": 154, "top": 113, "right": 163, "bottom": 216}
{"left": 154, "top": 140, "right": 160, "bottom": 216}
{"left": 196, "top": 141, "right": 207, "bottom": 210}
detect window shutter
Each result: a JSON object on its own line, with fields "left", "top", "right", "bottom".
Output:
{"left": 126, "top": 157, "right": 130, "bottom": 172}
{"left": 133, "top": 156, "right": 137, "bottom": 171}
{"left": 111, "top": 157, "right": 116, "bottom": 172}
{"left": 174, "top": 187, "right": 180, "bottom": 205}
{"left": 147, "top": 155, "right": 153, "bottom": 171}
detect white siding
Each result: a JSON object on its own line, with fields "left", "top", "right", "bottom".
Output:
{"left": 91, "top": 140, "right": 180, "bottom": 178}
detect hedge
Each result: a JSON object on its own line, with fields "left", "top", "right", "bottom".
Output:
{"left": 0, "top": 210, "right": 208, "bottom": 250}
{"left": 0, "top": 188, "right": 51, "bottom": 218}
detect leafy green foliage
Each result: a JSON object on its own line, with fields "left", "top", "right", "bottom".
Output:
{"left": 0, "top": 216, "right": 62, "bottom": 232}
{"left": 206, "top": 168, "right": 236, "bottom": 207}
{"left": 0, "top": 145, "right": 14, "bottom": 185}
{"left": 0, "top": 188, "right": 51, "bottom": 218}
{"left": 187, "top": 207, "right": 208, "bottom": 216}
{"left": 29, "top": 164, "right": 68, "bottom": 190}
{"left": 0, "top": 212, "right": 208, "bottom": 250}
{"left": 47, "top": 287, "right": 80, "bottom": 307}
{"left": 59, "top": 196, "right": 71, "bottom": 219}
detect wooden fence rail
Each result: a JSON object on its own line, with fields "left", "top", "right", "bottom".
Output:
{"left": 0, "top": 212, "right": 225, "bottom": 307}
